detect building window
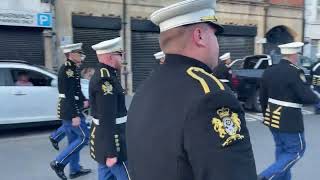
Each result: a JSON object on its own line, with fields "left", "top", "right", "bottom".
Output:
{"left": 311, "top": 40, "right": 320, "bottom": 60}
{"left": 318, "top": 0, "right": 320, "bottom": 20}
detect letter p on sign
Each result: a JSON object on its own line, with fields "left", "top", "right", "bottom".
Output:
{"left": 37, "top": 13, "right": 52, "bottom": 27}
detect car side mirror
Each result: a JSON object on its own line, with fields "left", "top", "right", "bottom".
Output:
{"left": 51, "top": 79, "right": 58, "bottom": 87}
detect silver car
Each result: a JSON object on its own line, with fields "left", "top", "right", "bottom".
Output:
{"left": 0, "top": 60, "right": 89, "bottom": 127}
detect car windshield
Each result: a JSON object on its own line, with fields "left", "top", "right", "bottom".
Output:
{"left": 298, "top": 55, "right": 316, "bottom": 69}
{"left": 230, "top": 59, "right": 244, "bottom": 70}
{"left": 35, "top": 65, "right": 57, "bottom": 75}
{"left": 243, "top": 55, "right": 268, "bottom": 69}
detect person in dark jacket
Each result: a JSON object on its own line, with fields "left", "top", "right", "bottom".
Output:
{"left": 213, "top": 52, "right": 232, "bottom": 85}
{"left": 50, "top": 43, "right": 91, "bottom": 180}
{"left": 126, "top": 0, "right": 257, "bottom": 180}
{"left": 258, "top": 42, "right": 320, "bottom": 180}
{"left": 89, "top": 37, "right": 129, "bottom": 180}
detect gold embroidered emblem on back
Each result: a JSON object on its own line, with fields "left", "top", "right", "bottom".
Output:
{"left": 212, "top": 107, "right": 244, "bottom": 147}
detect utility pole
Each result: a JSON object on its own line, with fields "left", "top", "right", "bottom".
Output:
{"left": 121, "top": 0, "right": 129, "bottom": 94}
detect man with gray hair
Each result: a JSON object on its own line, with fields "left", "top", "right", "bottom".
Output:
{"left": 126, "top": 0, "right": 257, "bottom": 180}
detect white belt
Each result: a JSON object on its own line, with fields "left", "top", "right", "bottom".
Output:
{"left": 219, "top": 79, "right": 230, "bottom": 83}
{"left": 92, "top": 117, "right": 100, "bottom": 125}
{"left": 116, "top": 116, "right": 127, "bottom": 124}
{"left": 268, "top": 98, "right": 302, "bottom": 108}
{"left": 59, "top": 94, "right": 79, "bottom": 100}
{"left": 92, "top": 116, "right": 127, "bottom": 126}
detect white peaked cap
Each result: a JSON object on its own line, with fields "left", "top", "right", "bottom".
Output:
{"left": 278, "top": 42, "right": 304, "bottom": 55}
{"left": 154, "top": 51, "right": 165, "bottom": 60}
{"left": 60, "top": 43, "right": 83, "bottom": 53}
{"left": 150, "top": 0, "right": 223, "bottom": 33}
{"left": 92, "top": 37, "right": 123, "bottom": 55}
{"left": 219, "top": 52, "right": 231, "bottom": 61}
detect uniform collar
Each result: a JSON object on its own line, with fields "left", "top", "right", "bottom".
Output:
{"left": 218, "top": 61, "right": 227, "bottom": 66}
{"left": 280, "top": 58, "right": 294, "bottom": 65}
{"left": 164, "top": 54, "right": 213, "bottom": 73}
{"left": 66, "top": 59, "right": 76, "bottom": 66}
{"left": 98, "top": 63, "right": 118, "bottom": 75}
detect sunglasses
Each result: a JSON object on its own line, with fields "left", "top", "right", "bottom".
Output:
{"left": 72, "top": 50, "right": 85, "bottom": 55}
{"left": 112, "top": 51, "right": 125, "bottom": 56}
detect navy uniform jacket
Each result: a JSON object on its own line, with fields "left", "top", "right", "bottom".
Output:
{"left": 212, "top": 61, "right": 232, "bottom": 81}
{"left": 260, "top": 59, "right": 319, "bottom": 133}
{"left": 126, "top": 54, "right": 257, "bottom": 180}
{"left": 89, "top": 63, "right": 127, "bottom": 165}
{"left": 57, "top": 60, "right": 86, "bottom": 120}
{"left": 311, "top": 61, "right": 320, "bottom": 89}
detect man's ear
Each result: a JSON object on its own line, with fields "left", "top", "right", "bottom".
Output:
{"left": 192, "top": 27, "right": 206, "bottom": 47}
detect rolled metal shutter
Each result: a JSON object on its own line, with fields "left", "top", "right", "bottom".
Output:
{"left": 0, "top": 26, "right": 44, "bottom": 65}
{"left": 131, "top": 32, "right": 160, "bottom": 91}
{"left": 131, "top": 19, "right": 161, "bottom": 91}
{"left": 218, "top": 36, "right": 255, "bottom": 60}
{"left": 219, "top": 25, "right": 257, "bottom": 60}
{"left": 72, "top": 15, "right": 121, "bottom": 68}
{"left": 73, "top": 28, "right": 119, "bottom": 68}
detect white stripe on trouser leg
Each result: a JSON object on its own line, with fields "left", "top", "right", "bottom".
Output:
{"left": 59, "top": 125, "right": 86, "bottom": 164}
{"left": 299, "top": 133, "right": 303, "bottom": 150}
{"left": 53, "top": 131, "right": 64, "bottom": 139}
{"left": 123, "top": 162, "right": 131, "bottom": 180}
{"left": 269, "top": 133, "right": 303, "bottom": 180}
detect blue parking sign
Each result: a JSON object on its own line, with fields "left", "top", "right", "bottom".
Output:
{"left": 37, "top": 13, "right": 52, "bottom": 27}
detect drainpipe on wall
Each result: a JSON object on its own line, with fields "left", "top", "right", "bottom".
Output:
{"left": 302, "top": 0, "right": 306, "bottom": 54}
{"left": 121, "top": 0, "right": 129, "bottom": 94}
{"left": 263, "top": 1, "right": 269, "bottom": 54}
{"left": 50, "top": 0, "right": 58, "bottom": 70}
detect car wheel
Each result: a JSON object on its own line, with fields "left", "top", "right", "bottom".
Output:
{"left": 251, "top": 89, "right": 262, "bottom": 113}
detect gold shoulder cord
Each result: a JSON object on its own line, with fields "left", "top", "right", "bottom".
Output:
{"left": 65, "top": 61, "right": 71, "bottom": 66}
{"left": 100, "top": 68, "right": 110, "bottom": 78}
{"left": 187, "top": 67, "right": 225, "bottom": 94}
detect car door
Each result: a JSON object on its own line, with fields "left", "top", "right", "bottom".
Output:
{"left": 0, "top": 68, "right": 58, "bottom": 124}
{"left": 0, "top": 67, "right": 18, "bottom": 124}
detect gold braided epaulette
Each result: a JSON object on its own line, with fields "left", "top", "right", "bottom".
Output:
{"left": 186, "top": 67, "right": 225, "bottom": 94}
{"left": 100, "top": 68, "right": 110, "bottom": 78}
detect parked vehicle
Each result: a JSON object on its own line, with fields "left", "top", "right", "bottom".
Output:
{"left": 0, "top": 60, "right": 88, "bottom": 128}
{"left": 230, "top": 55, "right": 271, "bottom": 112}
{"left": 230, "top": 54, "right": 315, "bottom": 112}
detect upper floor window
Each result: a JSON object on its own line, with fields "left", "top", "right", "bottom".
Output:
{"left": 317, "top": 0, "right": 320, "bottom": 20}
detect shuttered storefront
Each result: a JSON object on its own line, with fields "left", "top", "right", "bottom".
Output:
{"left": 131, "top": 19, "right": 161, "bottom": 91}
{"left": 219, "top": 25, "right": 257, "bottom": 60}
{"left": 0, "top": 26, "right": 44, "bottom": 65}
{"left": 72, "top": 15, "right": 121, "bottom": 68}
{"left": 218, "top": 36, "right": 255, "bottom": 60}
{"left": 130, "top": 24, "right": 256, "bottom": 92}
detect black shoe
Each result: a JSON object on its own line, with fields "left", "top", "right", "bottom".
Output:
{"left": 49, "top": 136, "right": 59, "bottom": 151}
{"left": 69, "top": 167, "right": 92, "bottom": 179}
{"left": 50, "top": 161, "right": 67, "bottom": 180}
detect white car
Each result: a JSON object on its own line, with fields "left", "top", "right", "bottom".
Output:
{"left": 0, "top": 60, "right": 89, "bottom": 127}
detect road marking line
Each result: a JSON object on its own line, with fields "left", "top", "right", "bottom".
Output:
{"left": 302, "top": 109, "right": 313, "bottom": 115}
{"left": 246, "top": 113, "right": 263, "bottom": 122}
{"left": 246, "top": 108, "right": 313, "bottom": 123}
{"left": 0, "top": 133, "right": 49, "bottom": 143}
